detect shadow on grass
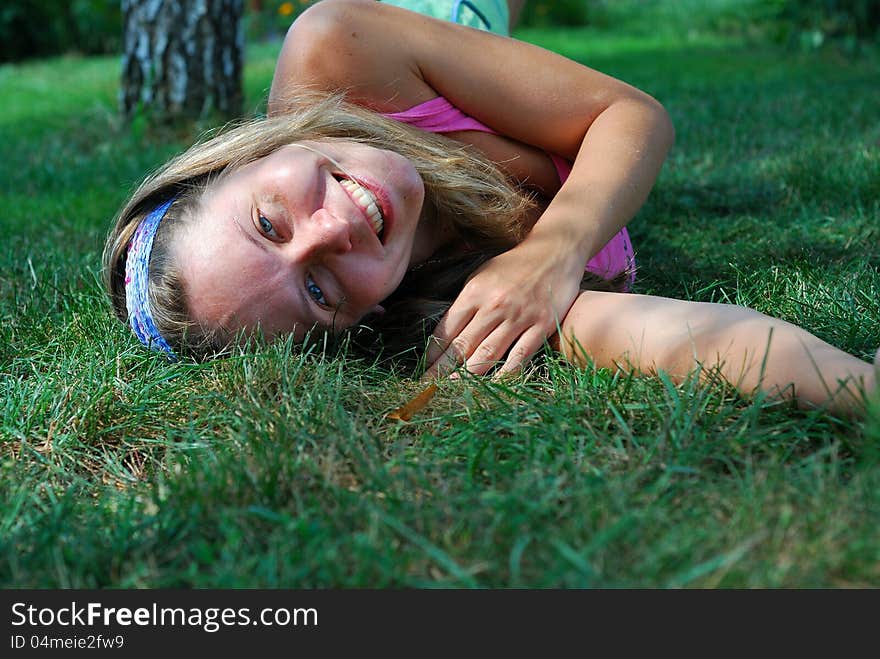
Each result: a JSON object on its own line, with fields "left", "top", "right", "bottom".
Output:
{"left": 634, "top": 172, "right": 879, "bottom": 300}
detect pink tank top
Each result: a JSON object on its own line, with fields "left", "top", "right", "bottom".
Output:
{"left": 384, "top": 96, "right": 635, "bottom": 287}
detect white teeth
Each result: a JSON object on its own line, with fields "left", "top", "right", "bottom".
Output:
{"left": 339, "top": 178, "right": 384, "bottom": 237}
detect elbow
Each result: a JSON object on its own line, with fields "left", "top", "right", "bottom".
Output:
{"left": 642, "top": 94, "right": 675, "bottom": 157}
{"left": 605, "top": 89, "right": 675, "bottom": 160}
{"left": 618, "top": 87, "right": 674, "bottom": 154}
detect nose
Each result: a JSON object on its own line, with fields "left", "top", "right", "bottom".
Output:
{"left": 294, "top": 209, "right": 352, "bottom": 261}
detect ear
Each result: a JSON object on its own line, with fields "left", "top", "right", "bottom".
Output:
{"left": 371, "top": 304, "right": 386, "bottom": 316}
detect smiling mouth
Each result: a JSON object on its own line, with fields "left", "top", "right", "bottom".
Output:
{"left": 337, "top": 177, "right": 385, "bottom": 239}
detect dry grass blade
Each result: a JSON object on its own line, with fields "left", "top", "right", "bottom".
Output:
{"left": 386, "top": 383, "right": 438, "bottom": 421}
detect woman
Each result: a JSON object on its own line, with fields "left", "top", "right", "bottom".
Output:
{"left": 103, "top": 0, "right": 877, "bottom": 415}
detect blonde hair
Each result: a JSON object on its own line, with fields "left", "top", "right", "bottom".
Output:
{"left": 103, "top": 91, "right": 538, "bottom": 358}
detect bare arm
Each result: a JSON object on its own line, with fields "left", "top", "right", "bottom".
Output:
{"left": 553, "top": 291, "right": 877, "bottom": 416}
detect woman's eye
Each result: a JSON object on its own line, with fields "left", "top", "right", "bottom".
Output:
{"left": 256, "top": 212, "right": 278, "bottom": 238}
{"left": 306, "top": 274, "right": 327, "bottom": 306}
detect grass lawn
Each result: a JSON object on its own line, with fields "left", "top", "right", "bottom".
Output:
{"left": 1, "top": 18, "right": 879, "bottom": 587}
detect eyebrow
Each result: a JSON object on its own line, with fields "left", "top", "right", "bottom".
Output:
{"left": 232, "top": 217, "right": 268, "bottom": 253}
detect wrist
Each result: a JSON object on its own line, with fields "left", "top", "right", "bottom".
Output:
{"left": 524, "top": 219, "right": 598, "bottom": 274}
{"left": 526, "top": 194, "right": 604, "bottom": 267}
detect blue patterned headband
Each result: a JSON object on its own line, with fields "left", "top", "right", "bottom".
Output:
{"left": 125, "top": 198, "right": 177, "bottom": 359}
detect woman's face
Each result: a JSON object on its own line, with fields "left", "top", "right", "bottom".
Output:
{"left": 175, "top": 140, "right": 427, "bottom": 342}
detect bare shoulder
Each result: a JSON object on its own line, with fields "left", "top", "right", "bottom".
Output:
{"left": 268, "top": 0, "right": 436, "bottom": 115}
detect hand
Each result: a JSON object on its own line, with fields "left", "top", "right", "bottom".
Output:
{"left": 422, "top": 237, "right": 584, "bottom": 379}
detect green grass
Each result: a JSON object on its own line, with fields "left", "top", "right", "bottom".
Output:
{"left": 2, "top": 20, "right": 879, "bottom": 587}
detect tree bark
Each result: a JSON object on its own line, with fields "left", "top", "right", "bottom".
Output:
{"left": 120, "top": 0, "right": 244, "bottom": 121}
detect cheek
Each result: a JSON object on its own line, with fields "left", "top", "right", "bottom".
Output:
{"left": 397, "top": 159, "right": 424, "bottom": 198}
{"left": 343, "top": 262, "right": 404, "bottom": 308}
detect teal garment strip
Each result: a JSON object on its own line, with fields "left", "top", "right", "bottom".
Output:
{"left": 380, "top": 0, "right": 510, "bottom": 36}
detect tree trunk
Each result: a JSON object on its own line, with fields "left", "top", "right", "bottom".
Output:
{"left": 120, "top": 0, "right": 244, "bottom": 121}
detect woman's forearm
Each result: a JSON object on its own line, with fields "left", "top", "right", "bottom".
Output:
{"left": 528, "top": 95, "right": 674, "bottom": 268}
{"left": 553, "top": 291, "right": 876, "bottom": 416}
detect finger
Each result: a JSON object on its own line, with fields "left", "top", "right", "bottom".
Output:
{"left": 493, "top": 327, "right": 548, "bottom": 378}
{"left": 423, "top": 325, "right": 496, "bottom": 380}
{"left": 463, "top": 323, "right": 524, "bottom": 377}
{"left": 423, "top": 314, "right": 506, "bottom": 380}
{"left": 424, "top": 304, "right": 478, "bottom": 367}
{"left": 421, "top": 338, "right": 466, "bottom": 381}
